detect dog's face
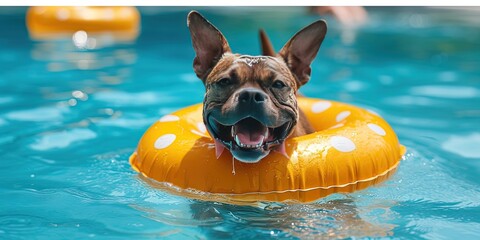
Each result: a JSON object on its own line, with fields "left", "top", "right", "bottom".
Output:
{"left": 202, "top": 54, "right": 299, "bottom": 162}
{"left": 187, "top": 11, "right": 326, "bottom": 163}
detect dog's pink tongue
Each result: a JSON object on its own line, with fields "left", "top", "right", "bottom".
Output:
{"left": 214, "top": 139, "right": 225, "bottom": 159}
{"left": 235, "top": 123, "right": 265, "bottom": 145}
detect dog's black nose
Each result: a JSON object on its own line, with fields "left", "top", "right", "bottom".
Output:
{"left": 237, "top": 88, "right": 268, "bottom": 105}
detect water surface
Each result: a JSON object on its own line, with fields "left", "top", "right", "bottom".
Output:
{"left": 0, "top": 7, "right": 479, "bottom": 239}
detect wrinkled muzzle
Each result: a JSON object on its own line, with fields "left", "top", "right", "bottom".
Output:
{"left": 205, "top": 88, "right": 295, "bottom": 163}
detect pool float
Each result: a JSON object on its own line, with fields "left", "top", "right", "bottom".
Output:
{"left": 129, "top": 97, "right": 405, "bottom": 203}
{"left": 26, "top": 6, "right": 140, "bottom": 41}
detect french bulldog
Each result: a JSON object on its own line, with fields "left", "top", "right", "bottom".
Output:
{"left": 187, "top": 11, "right": 327, "bottom": 163}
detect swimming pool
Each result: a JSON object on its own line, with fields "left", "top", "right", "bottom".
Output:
{"left": 0, "top": 6, "right": 479, "bottom": 239}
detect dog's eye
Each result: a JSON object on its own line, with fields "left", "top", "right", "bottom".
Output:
{"left": 272, "top": 80, "right": 287, "bottom": 89}
{"left": 217, "top": 78, "right": 232, "bottom": 86}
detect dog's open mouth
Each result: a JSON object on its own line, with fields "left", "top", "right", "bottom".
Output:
{"left": 207, "top": 116, "right": 292, "bottom": 163}
{"left": 232, "top": 117, "right": 269, "bottom": 149}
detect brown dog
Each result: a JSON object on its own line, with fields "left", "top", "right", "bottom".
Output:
{"left": 187, "top": 11, "right": 327, "bottom": 163}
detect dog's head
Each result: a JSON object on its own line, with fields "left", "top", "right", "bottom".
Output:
{"left": 187, "top": 11, "right": 327, "bottom": 163}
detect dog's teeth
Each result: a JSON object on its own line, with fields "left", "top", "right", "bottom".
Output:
{"left": 235, "top": 134, "right": 266, "bottom": 149}
{"left": 235, "top": 135, "right": 241, "bottom": 146}
{"left": 231, "top": 126, "right": 235, "bottom": 137}
{"left": 258, "top": 135, "right": 265, "bottom": 147}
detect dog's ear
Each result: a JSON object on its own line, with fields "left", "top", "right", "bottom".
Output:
{"left": 187, "top": 11, "right": 231, "bottom": 82}
{"left": 259, "top": 29, "right": 275, "bottom": 56}
{"left": 278, "top": 20, "right": 327, "bottom": 87}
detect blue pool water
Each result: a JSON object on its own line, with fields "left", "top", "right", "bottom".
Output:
{"left": 1, "top": 7, "right": 479, "bottom": 239}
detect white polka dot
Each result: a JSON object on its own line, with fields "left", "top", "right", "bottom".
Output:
{"left": 35, "top": 7, "right": 46, "bottom": 14}
{"left": 154, "top": 134, "right": 176, "bottom": 149}
{"left": 159, "top": 115, "right": 179, "bottom": 122}
{"left": 336, "top": 111, "right": 351, "bottom": 122}
{"left": 56, "top": 8, "right": 69, "bottom": 21}
{"left": 311, "top": 101, "right": 332, "bottom": 113}
{"left": 367, "top": 123, "right": 386, "bottom": 136}
{"left": 197, "top": 122, "right": 207, "bottom": 133}
{"left": 120, "top": 7, "right": 132, "bottom": 17}
{"left": 104, "top": 8, "right": 114, "bottom": 20}
{"left": 330, "top": 136, "right": 356, "bottom": 152}
{"left": 191, "top": 122, "right": 208, "bottom": 137}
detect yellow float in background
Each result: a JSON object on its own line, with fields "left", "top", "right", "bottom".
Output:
{"left": 130, "top": 97, "right": 406, "bottom": 203}
{"left": 26, "top": 6, "right": 140, "bottom": 41}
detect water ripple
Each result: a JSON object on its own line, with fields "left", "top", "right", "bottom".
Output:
{"left": 5, "top": 106, "right": 70, "bottom": 122}
{"left": 410, "top": 85, "right": 479, "bottom": 99}
{"left": 0, "top": 214, "right": 46, "bottom": 236}
{"left": 30, "top": 128, "right": 97, "bottom": 151}
{"left": 93, "top": 91, "right": 176, "bottom": 106}
{"left": 442, "top": 133, "right": 480, "bottom": 158}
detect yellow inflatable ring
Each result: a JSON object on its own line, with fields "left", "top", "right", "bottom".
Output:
{"left": 26, "top": 7, "right": 140, "bottom": 41}
{"left": 130, "top": 97, "right": 405, "bottom": 203}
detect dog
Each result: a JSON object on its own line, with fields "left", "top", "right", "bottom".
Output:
{"left": 187, "top": 11, "right": 327, "bottom": 163}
